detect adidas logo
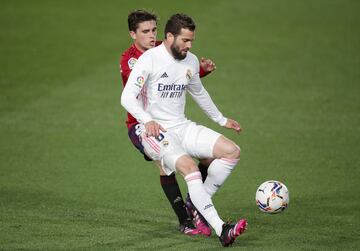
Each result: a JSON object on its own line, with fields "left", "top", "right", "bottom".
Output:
{"left": 160, "top": 72, "right": 168, "bottom": 78}
{"left": 204, "top": 204, "right": 214, "bottom": 210}
{"left": 173, "top": 196, "right": 182, "bottom": 204}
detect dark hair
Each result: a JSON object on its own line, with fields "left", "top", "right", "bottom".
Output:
{"left": 128, "top": 10, "right": 157, "bottom": 32}
{"left": 164, "top": 13, "right": 196, "bottom": 38}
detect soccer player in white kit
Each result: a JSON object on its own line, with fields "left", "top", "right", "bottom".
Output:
{"left": 121, "top": 13, "right": 247, "bottom": 247}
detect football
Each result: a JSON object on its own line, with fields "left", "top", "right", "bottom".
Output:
{"left": 256, "top": 180, "right": 289, "bottom": 213}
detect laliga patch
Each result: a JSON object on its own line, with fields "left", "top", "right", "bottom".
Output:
{"left": 128, "top": 57, "right": 137, "bottom": 70}
{"left": 186, "top": 69, "right": 192, "bottom": 80}
{"left": 134, "top": 76, "right": 145, "bottom": 87}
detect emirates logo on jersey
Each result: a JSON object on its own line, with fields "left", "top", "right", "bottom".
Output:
{"left": 128, "top": 57, "right": 137, "bottom": 70}
{"left": 158, "top": 83, "right": 185, "bottom": 98}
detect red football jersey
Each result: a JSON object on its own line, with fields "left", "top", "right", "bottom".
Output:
{"left": 120, "top": 41, "right": 209, "bottom": 128}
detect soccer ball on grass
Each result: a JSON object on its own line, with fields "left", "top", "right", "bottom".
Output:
{"left": 255, "top": 180, "right": 289, "bottom": 213}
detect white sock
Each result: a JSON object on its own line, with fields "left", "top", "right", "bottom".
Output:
{"left": 204, "top": 158, "right": 239, "bottom": 197}
{"left": 185, "top": 171, "right": 224, "bottom": 236}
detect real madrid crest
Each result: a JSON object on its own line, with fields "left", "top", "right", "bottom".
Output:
{"left": 162, "top": 140, "right": 169, "bottom": 147}
{"left": 186, "top": 69, "right": 192, "bottom": 80}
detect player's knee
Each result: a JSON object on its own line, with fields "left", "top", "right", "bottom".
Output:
{"left": 221, "top": 142, "right": 240, "bottom": 159}
{"left": 175, "top": 154, "right": 198, "bottom": 176}
{"left": 214, "top": 136, "right": 241, "bottom": 159}
{"left": 227, "top": 143, "right": 241, "bottom": 159}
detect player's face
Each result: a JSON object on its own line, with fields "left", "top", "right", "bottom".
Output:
{"left": 170, "top": 28, "right": 194, "bottom": 60}
{"left": 131, "top": 20, "right": 157, "bottom": 52}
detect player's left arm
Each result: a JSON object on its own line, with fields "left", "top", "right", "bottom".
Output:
{"left": 120, "top": 55, "right": 132, "bottom": 86}
{"left": 199, "top": 57, "right": 216, "bottom": 78}
{"left": 187, "top": 72, "right": 241, "bottom": 133}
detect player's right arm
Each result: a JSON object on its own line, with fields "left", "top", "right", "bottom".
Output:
{"left": 121, "top": 54, "right": 151, "bottom": 123}
{"left": 120, "top": 54, "right": 165, "bottom": 137}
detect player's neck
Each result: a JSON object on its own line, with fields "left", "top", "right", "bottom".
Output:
{"left": 163, "top": 40, "right": 175, "bottom": 59}
{"left": 133, "top": 42, "right": 146, "bottom": 53}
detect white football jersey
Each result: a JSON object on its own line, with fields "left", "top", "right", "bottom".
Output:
{"left": 121, "top": 43, "right": 226, "bottom": 129}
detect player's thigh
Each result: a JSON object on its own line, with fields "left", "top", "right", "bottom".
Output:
{"left": 199, "top": 157, "right": 214, "bottom": 167}
{"left": 182, "top": 123, "right": 221, "bottom": 159}
{"left": 141, "top": 130, "right": 187, "bottom": 175}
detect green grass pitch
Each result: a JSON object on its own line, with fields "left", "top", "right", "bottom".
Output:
{"left": 1, "top": 0, "right": 359, "bottom": 250}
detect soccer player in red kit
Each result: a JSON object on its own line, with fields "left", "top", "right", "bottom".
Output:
{"left": 120, "top": 10, "right": 215, "bottom": 235}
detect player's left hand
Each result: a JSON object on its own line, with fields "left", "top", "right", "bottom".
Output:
{"left": 200, "top": 57, "right": 216, "bottom": 74}
{"left": 224, "top": 118, "right": 242, "bottom": 134}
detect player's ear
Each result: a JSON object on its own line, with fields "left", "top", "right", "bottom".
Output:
{"left": 130, "top": 31, "right": 136, "bottom": 40}
{"left": 166, "top": 32, "right": 174, "bottom": 41}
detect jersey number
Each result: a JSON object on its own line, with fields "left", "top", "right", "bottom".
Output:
{"left": 135, "top": 124, "right": 164, "bottom": 142}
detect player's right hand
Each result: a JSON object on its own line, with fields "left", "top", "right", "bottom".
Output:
{"left": 200, "top": 57, "right": 216, "bottom": 74}
{"left": 145, "top": 121, "right": 167, "bottom": 138}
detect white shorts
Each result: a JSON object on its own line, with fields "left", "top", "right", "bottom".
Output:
{"left": 140, "top": 121, "right": 221, "bottom": 175}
